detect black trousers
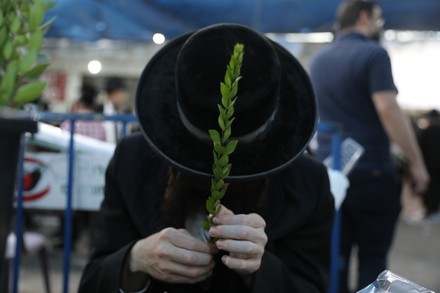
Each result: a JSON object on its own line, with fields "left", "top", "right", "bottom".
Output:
{"left": 423, "top": 171, "right": 440, "bottom": 216}
{"left": 338, "top": 165, "right": 402, "bottom": 293}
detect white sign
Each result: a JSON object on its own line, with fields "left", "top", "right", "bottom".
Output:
{"left": 22, "top": 152, "right": 110, "bottom": 211}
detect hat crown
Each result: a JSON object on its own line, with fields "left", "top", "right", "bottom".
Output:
{"left": 175, "top": 24, "right": 281, "bottom": 142}
{"left": 135, "top": 23, "right": 316, "bottom": 179}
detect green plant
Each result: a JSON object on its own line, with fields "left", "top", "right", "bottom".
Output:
{"left": 202, "top": 43, "right": 244, "bottom": 232}
{"left": 0, "top": 0, "right": 56, "bottom": 108}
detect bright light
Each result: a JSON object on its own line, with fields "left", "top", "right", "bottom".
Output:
{"left": 152, "top": 33, "right": 165, "bottom": 45}
{"left": 266, "top": 32, "right": 333, "bottom": 43}
{"left": 88, "top": 60, "right": 102, "bottom": 74}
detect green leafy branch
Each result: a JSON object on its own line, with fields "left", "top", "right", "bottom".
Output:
{"left": 202, "top": 43, "right": 244, "bottom": 232}
{"left": 0, "top": 0, "right": 56, "bottom": 107}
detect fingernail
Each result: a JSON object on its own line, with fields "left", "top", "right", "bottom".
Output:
{"left": 222, "top": 255, "right": 228, "bottom": 264}
{"left": 216, "top": 240, "right": 223, "bottom": 249}
{"left": 212, "top": 217, "right": 220, "bottom": 224}
{"left": 209, "top": 227, "right": 216, "bottom": 236}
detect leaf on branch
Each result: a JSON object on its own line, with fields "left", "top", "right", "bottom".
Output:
{"left": 3, "top": 40, "right": 14, "bottom": 60}
{"left": 215, "top": 179, "right": 225, "bottom": 190}
{"left": 209, "top": 129, "right": 221, "bottom": 143}
{"left": 10, "top": 15, "right": 21, "bottom": 33}
{"left": 213, "top": 152, "right": 219, "bottom": 166}
{"left": 201, "top": 221, "right": 211, "bottom": 231}
{"left": 220, "top": 82, "right": 229, "bottom": 98}
{"left": 226, "top": 117, "right": 236, "bottom": 129}
{"left": 218, "top": 115, "right": 226, "bottom": 130}
{"left": 222, "top": 164, "right": 232, "bottom": 177}
{"left": 23, "top": 62, "right": 49, "bottom": 78}
{"left": 217, "top": 104, "right": 226, "bottom": 118}
{"left": 225, "top": 140, "right": 238, "bottom": 155}
{"left": 13, "top": 81, "right": 47, "bottom": 104}
{"left": 230, "top": 82, "right": 238, "bottom": 98}
{"left": 225, "top": 107, "right": 234, "bottom": 120}
{"left": 29, "top": 28, "right": 43, "bottom": 52}
{"left": 218, "top": 154, "right": 229, "bottom": 167}
{"left": 213, "top": 142, "right": 225, "bottom": 154}
{"left": 223, "top": 128, "right": 231, "bottom": 142}
{"left": 213, "top": 166, "right": 224, "bottom": 178}
{"left": 225, "top": 70, "right": 232, "bottom": 87}
{"left": 18, "top": 52, "right": 37, "bottom": 74}
{"left": 206, "top": 199, "right": 214, "bottom": 214}
{"left": 221, "top": 96, "right": 229, "bottom": 108}
{"left": 29, "top": 3, "right": 44, "bottom": 29}
{"left": 0, "top": 27, "right": 7, "bottom": 48}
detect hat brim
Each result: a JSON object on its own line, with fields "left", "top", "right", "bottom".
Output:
{"left": 135, "top": 32, "right": 317, "bottom": 180}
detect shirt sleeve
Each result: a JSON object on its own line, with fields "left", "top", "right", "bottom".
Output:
{"left": 368, "top": 47, "right": 398, "bottom": 94}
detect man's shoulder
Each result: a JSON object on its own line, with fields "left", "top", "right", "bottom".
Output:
{"left": 114, "top": 133, "right": 160, "bottom": 166}
{"left": 265, "top": 153, "right": 333, "bottom": 227}
{"left": 293, "top": 153, "right": 325, "bottom": 169}
{"left": 118, "top": 133, "right": 150, "bottom": 152}
{"left": 282, "top": 153, "right": 327, "bottom": 179}
{"left": 323, "top": 34, "right": 386, "bottom": 55}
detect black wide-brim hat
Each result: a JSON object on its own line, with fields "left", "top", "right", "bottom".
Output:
{"left": 135, "top": 23, "right": 316, "bottom": 180}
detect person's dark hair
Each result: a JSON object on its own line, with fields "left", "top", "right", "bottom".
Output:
{"left": 335, "top": 0, "right": 378, "bottom": 31}
{"left": 426, "top": 109, "right": 440, "bottom": 125}
{"left": 79, "top": 83, "right": 98, "bottom": 108}
{"left": 160, "top": 167, "right": 267, "bottom": 229}
{"left": 105, "top": 77, "right": 126, "bottom": 95}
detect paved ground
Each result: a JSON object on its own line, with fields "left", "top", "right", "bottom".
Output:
{"left": 5, "top": 184, "right": 440, "bottom": 293}
{"left": 387, "top": 186, "right": 440, "bottom": 293}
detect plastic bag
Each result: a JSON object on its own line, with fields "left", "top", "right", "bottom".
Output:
{"left": 357, "top": 270, "right": 435, "bottom": 293}
{"left": 323, "top": 137, "right": 364, "bottom": 175}
{"left": 327, "top": 168, "right": 349, "bottom": 210}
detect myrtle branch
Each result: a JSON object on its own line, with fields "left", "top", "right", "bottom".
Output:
{"left": 202, "top": 43, "right": 244, "bottom": 232}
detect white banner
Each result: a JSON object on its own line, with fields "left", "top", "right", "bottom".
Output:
{"left": 22, "top": 152, "right": 110, "bottom": 211}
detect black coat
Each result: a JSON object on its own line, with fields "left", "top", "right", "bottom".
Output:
{"left": 78, "top": 134, "right": 335, "bottom": 293}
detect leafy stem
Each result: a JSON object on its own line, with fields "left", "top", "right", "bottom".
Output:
{"left": 0, "top": 0, "right": 56, "bottom": 107}
{"left": 201, "top": 43, "right": 244, "bottom": 233}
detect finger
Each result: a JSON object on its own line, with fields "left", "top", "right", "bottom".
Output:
{"left": 217, "top": 205, "right": 234, "bottom": 216}
{"left": 210, "top": 225, "right": 267, "bottom": 244}
{"left": 221, "top": 254, "right": 261, "bottom": 274}
{"left": 216, "top": 239, "right": 262, "bottom": 256}
{"left": 168, "top": 246, "right": 214, "bottom": 266}
{"left": 411, "top": 182, "right": 423, "bottom": 195}
{"left": 177, "top": 228, "right": 192, "bottom": 235}
{"left": 213, "top": 213, "right": 265, "bottom": 229}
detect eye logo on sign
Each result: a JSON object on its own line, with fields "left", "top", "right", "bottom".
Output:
{"left": 22, "top": 157, "right": 50, "bottom": 202}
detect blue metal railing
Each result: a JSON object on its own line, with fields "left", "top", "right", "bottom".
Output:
{"left": 12, "top": 114, "right": 343, "bottom": 293}
{"left": 12, "top": 136, "right": 26, "bottom": 293}
{"left": 317, "top": 122, "right": 343, "bottom": 293}
{"left": 12, "top": 112, "right": 137, "bottom": 293}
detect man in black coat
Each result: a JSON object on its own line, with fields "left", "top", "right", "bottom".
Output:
{"left": 78, "top": 23, "right": 334, "bottom": 293}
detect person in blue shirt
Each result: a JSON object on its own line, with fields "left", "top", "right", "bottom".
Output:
{"left": 310, "top": 1, "right": 429, "bottom": 292}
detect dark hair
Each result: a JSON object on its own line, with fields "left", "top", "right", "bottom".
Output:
{"left": 160, "top": 167, "right": 267, "bottom": 229}
{"left": 425, "top": 109, "right": 440, "bottom": 125}
{"left": 79, "top": 83, "right": 98, "bottom": 108}
{"left": 105, "top": 77, "right": 126, "bottom": 95}
{"left": 335, "top": 0, "right": 378, "bottom": 31}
